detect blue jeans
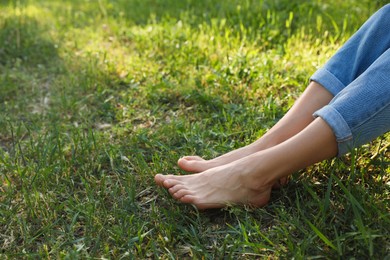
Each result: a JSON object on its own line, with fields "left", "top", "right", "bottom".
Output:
{"left": 311, "top": 4, "right": 390, "bottom": 156}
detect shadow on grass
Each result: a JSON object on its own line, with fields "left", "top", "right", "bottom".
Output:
{"left": 0, "top": 11, "right": 117, "bottom": 140}
{"left": 0, "top": 16, "right": 59, "bottom": 68}
{"left": 0, "top": 1, "right": 388, "bottom": 258}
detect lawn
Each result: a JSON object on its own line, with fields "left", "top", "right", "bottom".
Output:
{"left": 0, "top": 0, "right": 389, "bottom": 258}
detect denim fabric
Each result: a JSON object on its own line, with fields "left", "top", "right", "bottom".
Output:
{"left": 311, "top": 4, "right": 390, "bottom": 155}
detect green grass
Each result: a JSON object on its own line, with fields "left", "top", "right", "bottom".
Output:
{"left": 0, "top": 0, "right": 389, "bottom": 258}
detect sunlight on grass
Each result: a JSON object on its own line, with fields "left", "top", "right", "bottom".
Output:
{"left": 0, "top": 0, "right": 389, "bottom": 258}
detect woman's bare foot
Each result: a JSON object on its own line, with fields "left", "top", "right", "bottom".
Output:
{"left": 177, "top": 156, "right": 208, "bottom": 172}
{"left": 177, "top": 144, "right": 267, "bottom": 173}
{"left": 156, "top": 153, "right": 277, "bottom": 209}
{"left": 177, "top": 153, "right": 288, "bottom": 188}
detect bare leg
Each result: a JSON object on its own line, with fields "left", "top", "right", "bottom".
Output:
{"left": 155, "top": 117, "right": 337, "bottom": 209}
{"left": 178, "top": 81, "right": 334, "bottom": 173}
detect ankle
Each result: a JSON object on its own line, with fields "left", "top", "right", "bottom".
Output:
{"left": 238, "top": 152, "right": 280, "bottom": 189}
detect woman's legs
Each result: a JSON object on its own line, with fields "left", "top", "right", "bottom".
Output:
{"left": 156, "top": 48, "right": 390, "bottom": 209}
{"left": 154, "top": 5, "right": 390, "bottom": 209}
{"left": 178, "top": 4, "right": 390, "bottom": 173}
{"left": 155, "top": 117, "right": 337, "bottom": 209}
{"left": 178, "top": 81, "right": 334, "bottom": 173}
{"left": 314, "top": 48, "right": 390, "bottom": 156}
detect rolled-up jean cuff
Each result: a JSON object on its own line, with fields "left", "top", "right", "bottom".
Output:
{"left": 313, "top": 105, "right": 353, "bottom": 156}
{"left": 310, "top": 68, "right": 346, "bottom": 96}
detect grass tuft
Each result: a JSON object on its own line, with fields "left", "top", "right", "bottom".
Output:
{"left": 0, "top": 0, "right": 389, "bottom": 258}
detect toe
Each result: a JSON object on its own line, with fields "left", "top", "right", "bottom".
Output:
{"left": 178, "top": 156, "right": 207, "bottom": 172}
{"left": 163, "top": 178, "right": 184, "bottom": 188}
{"left": 179, "top": 156, "right": 205, "bottom": 162}
{"left": 155, "top": 174, "right": 186, "bottom": 188}
{"left": 179, "top": 194, "right": 197, "bottom": 204}
{"left": 168, "top": 184, "right": 186, "bottom": 194}
{"left": 173, "top": 189, "right": 193, "bottom": 199}
{"left": 154, "top": 174, "right": 166, "bottom": 186}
